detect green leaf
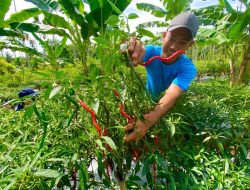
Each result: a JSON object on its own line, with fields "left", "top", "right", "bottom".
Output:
{"left": 94, "top": 37, "right": 110, "bottom": 47}
{"left": 98, "top": 0, "right": 103, "bottom": 8}
{"left": 0, "top": 0, "right": 11, "bottom": 27}
{"left": 101, "top": 136, "right": 117, "bottom": 151}
{"left": 38, "top": 28, "right": 72, "bottom": 41}
{"left": 191, "top": 167, "right": 203, "bottom": 176}
{"left": 224, "top": 159, "right": 229, "bottom": 174}
{"left": 0, "top": 166, "right": 8, "bottom": 175}
{"left": 58, "top": 0, "right": 85, "bottom": 26}
{"left": 107, "top": 0, "right": 122, "bottom": 14}
{"left": 190, "top": 173, "right": 198, "bottom": 184}
{"left": 42, "top": 11, "right": 71, "bottom": 29}
{"left": 128, "top": 13, "right": 139, "bottom": 19}
{"left": 169, "top": 173, "right": 176, "bottom": 190}
{"left": 49, "top": 86, "right": 62, "bottom": 99}
{"left": 34, "top": 169, "right": 61, "bottom": 178}
{"left": 197, "top": 28, "right": 230, "bottom": 45}
{"left": 218, "top": 0, "right": 234, "bottom": 13}
{"left": 6, "top": 8, "right": 41, "bottom": 24}
{"left": 169, "top": 123, "right": 175, "bottom": 138}
{"left": 47, "top": 158, "right": 66, "bottom": 162}
{"left": 137, "top": 28, "right": 155, "bottom": 38}
{"left": 3, "top": 180, "right": 16, "bottom": 190}
{"left": 59, "top": 0, "right": 92, "bottom": 39}
{"left": 203, "top": 136, "right": 212, "bottom": 143}
{"left": 134, "top": 162, "right": 141, "bottom": 174}
{"left": 60, "top": 175, "right": 71, "bottom": 187}
{"left": 23, "top": 105, "right": 34, "bottom": 122}
{"left": 105, "top": 15, "right": 119, "bottom": 26}
{"left": 0, "top": 28, "right": 20, "bottom": 37}
{"left": 87, "top": 0, "right": 130, "bottom": 35}
{"left": 0, "top": 44, "right": 41, "bottom": 55}
{"left": 228, "top": 9, "right": 250, "bottom": 39}
{"left": 77, "top": 161, "right": 88, "bottom": 190}
{"left": 240, "top": 143, "right": 247, "bottom": 157}
{"left": 141, "top": 159, "right": 149, "bottom": 176}
{"left": 10, "top": 22, "right": 40, "bottom": 32}
{"left": 136, "top": 3, "right": 167, "bottom": 18}
{"left": 55, "top": 36, "right": 67, "bottom": 58}
{"left": 95, "top": 139, "right": 106, "bottom": 151}
{"left": 155, "top": 156, "right": 168, "bottom": 171}
{"left": 217, "top": 140, "right": 224, "bottom": 152}
{"left": 24, "top": 0, "right": 57, "bottom": 12}
{"left": 32, "top": 32, "right": 45, "bottom": 47}
{"left": 96, "top": 151, "right": 104, "bottom": 178}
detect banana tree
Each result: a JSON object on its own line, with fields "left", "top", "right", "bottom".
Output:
{"left": 136, "top": 0, "right": 192, "bottom": 29}
{"left": 1, "top": 0, "right": 131, "bottom": 72}
{"left": 24, "top": 0, "right": 131, "bottom": 72}
{"left": 195, "top": 0, "right": 250, "bottom": 85}
{"left": 0, "top": 0, "right": 46, "bottom": 60}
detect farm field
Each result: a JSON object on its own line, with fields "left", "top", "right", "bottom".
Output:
{"left": 1, "top": 66, "right": 249, "bottom": 189}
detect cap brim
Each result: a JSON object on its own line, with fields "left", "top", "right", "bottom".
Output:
{"left": 167, "top": 25, "right": 194, "bottom": 38}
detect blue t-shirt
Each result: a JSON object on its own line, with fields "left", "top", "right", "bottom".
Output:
{"left": 143, "top": 45, "right": 196, "bottom": 100}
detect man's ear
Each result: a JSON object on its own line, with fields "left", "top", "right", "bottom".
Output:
{"left": 162, "top": 31, "right": 167, "bottom": 39}
{"left": 189, "top": 40, "right": 195, "bottom": 48}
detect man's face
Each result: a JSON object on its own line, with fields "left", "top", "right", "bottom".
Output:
{"left": 162, "top": 27, "right": 194, "bottom": 58}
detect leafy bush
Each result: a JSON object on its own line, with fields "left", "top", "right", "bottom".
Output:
{"left": 195, "top": 59, "right": 230, "bottom": 78}
{"left": 0, "top": 58, "right": 15, "bottom": 75}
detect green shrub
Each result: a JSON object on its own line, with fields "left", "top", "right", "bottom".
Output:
{"left": 195, "top": 59, "right": 230, "bottom": 77}
{"left": 0, "top": 58, "right": 16, "bottom": 75}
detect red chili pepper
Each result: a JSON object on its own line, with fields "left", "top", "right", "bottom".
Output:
{"left": 113, "top": 90, "right": 134, "bottom": 123}
{"left": 142, "top": 50, "right": 185, "bottom": 66}
{"left": 104, "top": 127, "right": 108, "bottom": 136}
{"left": 132, "top": 149, "right": 141, "bottom": 161}
{"left": 119, "top": 104, "right": 134, "bottom": 123}
{"left": 106, "top": 164, "right": 110, "bottom": 178}
{"left": 154, "top": 136, "right": 159, "bottom": 146}
{"left": 79, "top": 100, "right": 102, "bottom": 137}
{"left": 113, "top": 89, "right": 120, "bottom": 98}
{"left": 153, "top": 162, "right": 157, "bottom": 188}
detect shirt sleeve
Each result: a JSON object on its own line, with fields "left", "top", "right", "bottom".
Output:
{"left": 143, "top": 45, "right": 160, "bottom": 62}
{"left": 172, "top": 61, "right": 197, "bottom": 91}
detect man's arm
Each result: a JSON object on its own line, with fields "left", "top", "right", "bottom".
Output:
{"left": 124, "top": 84, "right": 183, "bottom": 142}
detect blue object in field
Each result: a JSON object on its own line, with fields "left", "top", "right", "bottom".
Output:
{"left": 15, "top": 103, "right": 24, "bottom": 111}
{"left": 15, "top": 88, "right": 38, "bottom": 111}
{"left": 18, "top": 88, "right": 37, "bottom": 99}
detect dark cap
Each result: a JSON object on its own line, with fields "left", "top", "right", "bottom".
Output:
{"left": 167, "top": 12, "right": 199, "bottom": 39}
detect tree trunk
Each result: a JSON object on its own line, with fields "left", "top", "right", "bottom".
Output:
{"left": 238, "top": 43, "right": 250, "bottom": 85}
{"left": 229, "top": 59, "right": 236, "bottom": 86}
{"left": 13, "top": 0, "right": 17, "bottom": 12}
{"left": 118, "top": 180, "right": 126, "bottom": 190}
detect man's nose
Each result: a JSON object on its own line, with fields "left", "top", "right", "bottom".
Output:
{"left": 170, "top": 42, "right": 178, "bottom": 51}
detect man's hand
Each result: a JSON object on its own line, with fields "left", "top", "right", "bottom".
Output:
{"left": 124, "top": 114, "right": 154, "bottom": 142}
{"left": 128, "top": 37, "right": 146, "bottom": 66}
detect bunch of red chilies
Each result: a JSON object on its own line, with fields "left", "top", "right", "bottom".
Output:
{"left": 79, "top": 50, "right": 185, "bottom": 186}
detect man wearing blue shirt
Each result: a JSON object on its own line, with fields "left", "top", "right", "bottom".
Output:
{"left": 124, "top": 12, "right": 199, "bottom": 142}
